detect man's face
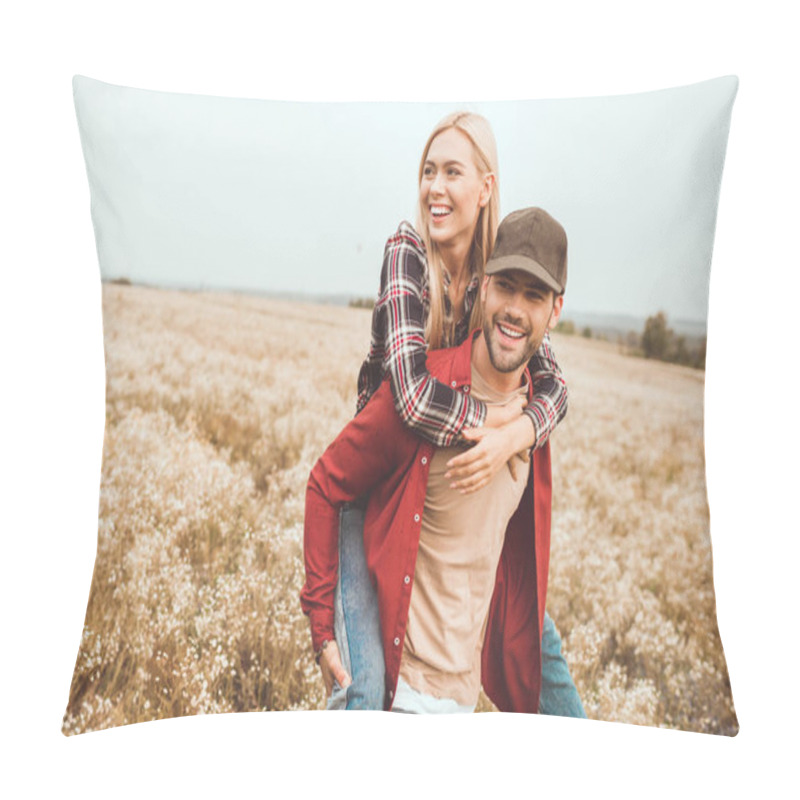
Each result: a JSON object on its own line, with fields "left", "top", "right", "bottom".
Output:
{"left": 481, "top": 270, "right": 564, "bottom": 373}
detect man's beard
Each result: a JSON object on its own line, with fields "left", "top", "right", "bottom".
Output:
{"left": 483, "top": 312, "right": 541, "bottom": 373}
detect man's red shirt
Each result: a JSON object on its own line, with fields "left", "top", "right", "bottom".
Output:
{"left": 301, "top": 333, "right": 552, "bottom": 712}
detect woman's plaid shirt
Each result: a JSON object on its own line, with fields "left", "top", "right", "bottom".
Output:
{"left": 356, "top": 222, "right": 568, "bottom": 449}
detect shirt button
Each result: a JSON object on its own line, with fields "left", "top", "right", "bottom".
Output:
{"left": 414, "top": 514, "right": 420, "bottom": 523}
{"left": 451, "top": 380, "right": 457, "bottom": 388}
{"left": 421, "top": 456, "right": 427, "bottom": 465}
{"left": 463, "top": 385, "right": 470, "bottom": 393}
{"left": 394, "top": 637, "right": 400, "bottom": 646}
{"left": 404, "top": 575, "right": 410, "bottom": 584}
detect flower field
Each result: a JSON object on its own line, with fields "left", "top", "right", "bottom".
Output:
{"left": 63, "top": 284, "right": 736, "bottom": 735}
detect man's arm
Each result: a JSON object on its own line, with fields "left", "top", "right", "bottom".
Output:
{"left": 301, "top": 383, "right": 409, "bottom": 657}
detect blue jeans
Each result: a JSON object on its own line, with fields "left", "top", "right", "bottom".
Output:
{"left": 330, "top": 500, "right": 586, "bottom": 717}
{"left": 327, "top": 498, "right": 386, "bottom": 710}
{"left": 538, "top": 610, "right": 586, "bottom": 718}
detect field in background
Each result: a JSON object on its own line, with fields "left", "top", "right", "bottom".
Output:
{"left": 63, "top": 285, "right": 736, "bottom": 735}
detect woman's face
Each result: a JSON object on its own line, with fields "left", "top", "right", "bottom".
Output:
{"left": 420, "top": 127, "right": 493, "bottom": 256}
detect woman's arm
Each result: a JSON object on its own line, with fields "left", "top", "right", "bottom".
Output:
{"left": 522, "top": 330, "right": 569, "bottom": 449}
{"left": 445, "top": 332, "right": 568, "bottom": 493}
{"left": 375, "top": 224, "right": 497, "bottom": 447}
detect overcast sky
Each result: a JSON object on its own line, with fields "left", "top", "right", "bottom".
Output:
{"left": 74, "top": 75, "right": 737, "bottom": 324}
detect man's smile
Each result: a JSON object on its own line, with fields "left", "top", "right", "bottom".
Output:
{"left": 495, "top": 318, "right": 528, "bottom": 344}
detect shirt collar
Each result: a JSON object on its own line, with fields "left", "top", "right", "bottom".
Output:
{"left": 450, "top": 330, "right": 534, "bottom": 400}
{"left": 442, "top": 268, "right": 480, "bottom": 292}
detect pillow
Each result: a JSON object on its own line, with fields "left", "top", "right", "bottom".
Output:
{"left": 64, "top": 74, "right": 738, "bottom": 735}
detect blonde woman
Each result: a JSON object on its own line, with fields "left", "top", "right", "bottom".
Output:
{"left": 311, "top": 112, "right": 584, "bottom": 717}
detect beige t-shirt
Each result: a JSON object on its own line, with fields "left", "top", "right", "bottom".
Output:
{"left": 399, "top": 365, "right": 531, "bottom": 706}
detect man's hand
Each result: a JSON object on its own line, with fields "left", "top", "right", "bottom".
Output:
{"left": 319, "top": 640, "right": 352, "bottom": 697}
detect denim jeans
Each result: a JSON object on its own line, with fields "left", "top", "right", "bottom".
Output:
{"left": 327, "top": 498, "right": 387, "bottom": 710}
{"left": 538, "top": 610, "right": 586, "bottom": 718}
{"left": 330, "top": 499, "right": 586, "bottom": 717}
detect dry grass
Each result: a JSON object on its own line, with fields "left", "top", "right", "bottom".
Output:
{"left": 545, "top": 336, "right": 735, "bottom": 733}
{"left": 63, "top": 285, "right": 736, "bottom": 735}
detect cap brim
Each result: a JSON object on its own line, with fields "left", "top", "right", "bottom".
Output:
{"left": 484, "top": 255, "right": 564, "bottom": 294}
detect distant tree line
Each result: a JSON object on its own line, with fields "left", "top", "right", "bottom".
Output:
{"left": 554, "top": 319, "right": 576, "bottom": 335}
{"left": 348, "top": 297, "right": 376, "bottom": 310}
{"left": 555, "top": 311, "right": 706, "bottom": 370}
{"left": 639, "top": 311, "right": 706, "bottom": 369}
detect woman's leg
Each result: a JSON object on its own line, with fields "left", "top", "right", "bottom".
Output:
{"left": 538, "top": 611, "right": 586, "bottom": 718}
{"left": 328, "top": 498, "right": 386, "bottom": 710}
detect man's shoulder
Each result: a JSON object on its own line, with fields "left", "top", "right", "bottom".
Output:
{"left": 425, "top": 335, "right": 474, "bottom": 385}
{"left": 425, "top": 347, "right": 454, "bottom": 374}
{"left": 355, "top": 378, "right": 423, "bottom": 459}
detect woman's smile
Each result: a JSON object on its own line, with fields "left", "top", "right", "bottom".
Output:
{"left": 430, "top": 203, "right": 453, "bottom": 222}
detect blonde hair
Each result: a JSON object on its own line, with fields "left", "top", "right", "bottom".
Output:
{"left": 416, "top": 112, "right": 500, "bottom": 350}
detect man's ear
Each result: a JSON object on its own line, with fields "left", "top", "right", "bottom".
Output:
{"left": 548, "top": 295, "right": 564, "bottom": 330}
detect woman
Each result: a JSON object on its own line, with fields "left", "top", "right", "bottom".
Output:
{"left": 321, "top": 111, "right": 584, "bottom": 717}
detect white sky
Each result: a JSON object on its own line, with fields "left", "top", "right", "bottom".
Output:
{"left": 75, "top": 75, "right": 737, "bottom": 324}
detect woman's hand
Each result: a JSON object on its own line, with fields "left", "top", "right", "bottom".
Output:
{"left": 483, "top": 394, "right": 526, "bottom": 428}
{"left": 319, "top": 640, "right": 352, "bottom": 697}
{"left": 445, "top": 426, "right": 518, "bottom": 494}
{"left": 445, "top": 412, "right": 536, "bottom": 494}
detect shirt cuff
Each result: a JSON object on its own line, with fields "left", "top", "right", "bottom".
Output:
{"left": 310, "top": 618, "right": 336, "bottom": 655}
{"left": 523, "top": 407, "right": 544, "bottom": 450}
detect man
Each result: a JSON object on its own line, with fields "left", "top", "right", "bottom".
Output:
{"left": 301, "top": 207, "right": 568, "bottom": 712}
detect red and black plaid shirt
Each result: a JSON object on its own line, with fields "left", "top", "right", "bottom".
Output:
{"left": 356, "top": 222, "right": 568, "bottom": 448}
